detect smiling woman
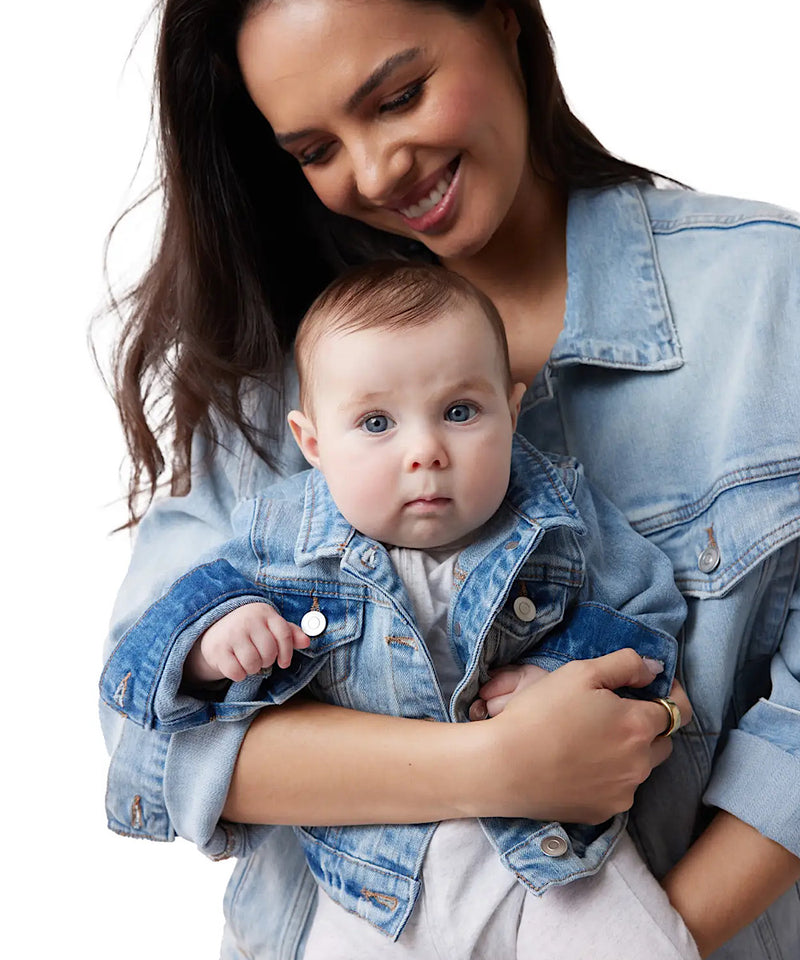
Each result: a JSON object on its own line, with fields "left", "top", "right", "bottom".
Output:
{"left": 98, "top": 1, "right": 800, "bottom": 958}
{"left": 237, "top": 0, "right": 534, "bottom": 259}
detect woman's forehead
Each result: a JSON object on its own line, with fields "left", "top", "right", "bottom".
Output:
{"left": 237, "top": 0, "right": 472, "bottom": 116}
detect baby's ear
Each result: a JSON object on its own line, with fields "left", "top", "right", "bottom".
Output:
{"left": 287, "top": 410, "right": 320, "bottom": 467}
{"left": 509, "top": 382, "right": 527, "bottom": 429}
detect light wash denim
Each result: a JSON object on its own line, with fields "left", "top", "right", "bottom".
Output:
{"left": 100, "top": 182, "right": 800, "bottom": 959}
{"left": 101, "top": 434, "right": 685, "bottom": 937}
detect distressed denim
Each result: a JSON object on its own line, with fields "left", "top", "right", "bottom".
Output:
{"left": 100, "top": 182, "right": 800, "bottom": 959}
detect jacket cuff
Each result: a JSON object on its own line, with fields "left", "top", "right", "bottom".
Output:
{"left": 163, "top": 716, "right": 274, "bottom": 859}
{"left": 523, "top": 602, "right": 678, "bottom": 699}
{"left": 100, "top": 559, "right": 278, "bottom": 731}
{"left": 703, "top": 728, "right": 800, "bottom": 857}
{"left": 104, "top": 707, "right": 175, "bottom": 842}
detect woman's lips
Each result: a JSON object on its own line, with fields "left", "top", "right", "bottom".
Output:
{"left": 395, "top": 158, "right": 461, "bottom": 234}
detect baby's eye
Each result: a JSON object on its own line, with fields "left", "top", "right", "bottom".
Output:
{"left": 360, "top": 414, "right": 395, "bottom": 434}
{"left": 445, "top": 403, "right": 478, "bottom": 423}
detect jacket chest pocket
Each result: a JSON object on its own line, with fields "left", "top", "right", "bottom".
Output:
{"left": 639, "top": 469, "right": 800, "bottom": 600}
{"left": 487, "top": 578, "right": 572, "bottom": 666}
{"left": 259, "top": 587, "right": 365, "bottom": 700}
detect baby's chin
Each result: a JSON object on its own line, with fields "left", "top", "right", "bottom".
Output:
{"left": 374, "top": 523, "right": 483, "bottom": 552}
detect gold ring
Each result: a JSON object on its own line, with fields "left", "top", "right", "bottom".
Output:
{"left": 654, "top": 697, "right": 682, "bottom": 738}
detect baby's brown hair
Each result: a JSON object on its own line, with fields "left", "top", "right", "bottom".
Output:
{"left": 294, "top": 261, "right": 512, "bottom": 417}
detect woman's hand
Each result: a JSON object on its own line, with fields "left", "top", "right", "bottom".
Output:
{"left": 470, "top": 648, "right": 692, "bottom": 824}
{"left": 224, "top": 648, "right": 691, "bottom": 827}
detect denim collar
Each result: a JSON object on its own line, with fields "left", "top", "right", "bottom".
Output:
{"left": 294, "top": 435, "right": 586, "bottom": 564}
{"left": 552, "top": 182, "right": 684, "bottom": 372}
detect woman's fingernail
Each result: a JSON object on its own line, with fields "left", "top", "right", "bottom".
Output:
{"left": 472, "top": 701, "right": 488, "bottom": 721}
{"left": 642, "top": 657, "right": 665, "bottom": 675}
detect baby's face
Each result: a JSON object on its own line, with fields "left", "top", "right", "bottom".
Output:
{"left": 292, "top": 303, "right": 525, "bottom": 549}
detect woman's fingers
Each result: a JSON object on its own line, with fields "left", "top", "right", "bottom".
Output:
{"left": 667, "top": 679, "right": 692, "bottom": 728}
{"left": 585, "top": 646, "right": 664, "bottom": 691}
{"left": 477, "top": 651, "right": 687, "bottom": 824}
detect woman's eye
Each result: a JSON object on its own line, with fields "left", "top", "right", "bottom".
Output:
{"left": 298, "top": 142, "right": 333, "bottom": 167}
{"left": 445, "top": 403, "right": 478, "bottom": 423}
{"left": 361, "top": 414, "right": 395, "bottom": 434}
{"left": 379, "top": 80, "right": 425, "bottom": 114}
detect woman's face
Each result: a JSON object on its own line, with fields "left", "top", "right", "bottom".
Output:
{"left": 237, "top": 0, "right": 537, "bottom": 262}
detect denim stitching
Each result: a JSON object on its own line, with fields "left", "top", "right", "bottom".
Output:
{"left": 386, "top": 635, "right": 417, "bottom": 649}
{"left": 651, "top": 217, "right": 800, "bottom": 236}
{"left": 633, "top": 459, "right": 800, "bottom": 534}
{"left": 675, "top": 518, "right": 800, "bottom": 588}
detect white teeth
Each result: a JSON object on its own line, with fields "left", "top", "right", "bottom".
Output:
{"left": 400, "top": 169, "right": 454, "bottom": 220}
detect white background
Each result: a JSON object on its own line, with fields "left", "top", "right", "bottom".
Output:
{"left": 4, "top": 1, "right": 798, "bottom": 956}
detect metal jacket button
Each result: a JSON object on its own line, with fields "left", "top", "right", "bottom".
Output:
{"left": 513, "top": 596, "right": 537, "bottom": 622}
{"left": 540, "top": 835, "right": 568, "bottom": 857}
{"left": 301, "top": 610, "right": 327, "bottom": 637}
{"left": 697, "top": 544, "right": 721, "bottom": 573}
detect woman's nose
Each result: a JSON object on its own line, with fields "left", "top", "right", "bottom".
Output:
{"left": 351, "top": 135, "right": 414, "bottom": 204}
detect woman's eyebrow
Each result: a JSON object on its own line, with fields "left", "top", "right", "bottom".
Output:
{"left": 274, "top": 47, "right": 422, "bottom": 148}
{"left": 345, "top": 47, "right": 422, "bottom": 111}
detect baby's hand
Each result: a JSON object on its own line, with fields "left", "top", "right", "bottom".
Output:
{"left": 468, "top": 663, "right": 548, "bottom": 720}
{"left": 185, "top": 603, "right": 311, "bottom": 683}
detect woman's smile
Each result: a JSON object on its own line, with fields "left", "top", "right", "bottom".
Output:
{"left": 395, "top": 158, "right": 460, "bottom": 232}
{"left": 237, "top": 0, "right": 539, "bottom": 263}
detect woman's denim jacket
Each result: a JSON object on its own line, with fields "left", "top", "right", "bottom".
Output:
{"left": 101, "top": 435, "right": 684, "bottom": 938}
{"left": 100, "top": 182, "right": 800, "bottom": 959}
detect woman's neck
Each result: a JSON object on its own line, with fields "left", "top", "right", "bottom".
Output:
{"left": 443, "top": 179, "right": 568, "bottom": 387}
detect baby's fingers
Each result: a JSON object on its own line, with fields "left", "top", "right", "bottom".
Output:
{"left": 215, "top": 647, "right": 253, "bottom": 682}
{"left": 478, "top": 666, "right": 528, "bottom": 700}
{"left": 232, "top": 637, "right": 271, "bottom": 676}
{"left": 291, "top": 623, "right": 311, "bottom": 651}
{"left": 262, "top": 617, "right": 302, "bottom": 670}
{"left": 484, "top": 692, "right": 516, "bottom": 717}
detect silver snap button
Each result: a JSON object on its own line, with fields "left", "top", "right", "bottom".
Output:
{"left": 513, "top": 596, "right": 537, "bottom": 622}
{"left": 300, "top": 610, "right": 327, "bottom": 637}
{"left": 540, "top": 835, "right": 568, "bottom": 857}
{"left": 697, "top": 545, "right": 720, "bottom": 574}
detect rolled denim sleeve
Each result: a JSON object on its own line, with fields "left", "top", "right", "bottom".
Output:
{"left": 101, "top": 380, "right": 308, "bottom": 851}
{"left": 704, "top": 562, "right": 800, "bottom": 856}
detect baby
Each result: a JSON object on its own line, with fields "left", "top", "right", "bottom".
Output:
{"left": 102, "top": 261, "right": 698, "bottom": 959}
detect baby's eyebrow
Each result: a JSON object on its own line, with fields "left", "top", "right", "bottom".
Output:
{"left": 338, "top": 391, "right": 388, "bottom": 412}
{"left": 443, "top": 376, "right": 498, "bottom": 396}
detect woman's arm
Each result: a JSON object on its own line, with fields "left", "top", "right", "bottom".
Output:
{"left": 661, "top": 811, "right": 800, "bottom": 958}
{"left": 223, "top": 648, "right": 682, "bottom": 825}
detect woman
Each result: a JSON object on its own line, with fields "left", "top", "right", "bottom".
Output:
{"left": 101, "top": 1, "right": 800, "bottom": 957}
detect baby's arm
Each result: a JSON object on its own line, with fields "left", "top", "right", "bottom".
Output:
{"left": 184, "top": 602, "right": 310, "bottom": 684}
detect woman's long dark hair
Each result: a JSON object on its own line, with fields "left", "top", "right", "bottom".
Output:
{"left": 109, "top": 0, "right": 658, "bottom": 524}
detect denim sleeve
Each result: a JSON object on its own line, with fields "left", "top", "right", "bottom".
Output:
{"left": 704, "top": 562, "right": 800, "bottom": 856}
{"left": 100, "top": 380, "right": 308, "bottom": 852}
{"left": 569, "top": 466, "right": 687, "bottom": 640}
{"left": 533, "top": 466, "right": 688, "bottom": 698}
